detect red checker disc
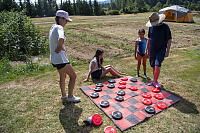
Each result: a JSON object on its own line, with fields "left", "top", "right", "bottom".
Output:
{"left": 157, "top": 102, "right": 167, "bottom": 109}
{"left": 104, "top": 126, "right": 117, "bottom": 133}
{"left": 118, "top": 85, "right": 126, "bottom": 89}
{"left": 129, "top": 86, "right": 138, "bottom": 91}
{"left": 142, "top": 98, "right": 152, "bottom": 105}
{"left": 121, "top": 77, "right": 128, "bottom": 81}
{"left": 92, "top": 114, "right": 102, "bottom": 126}
{"left": 152, "top": 88, "right": 160, "bottom": 93}
{"left": 142, "top": 93, "right": 152, "bottom": 99}
{"left": 119, "top": 81, "right": 126, "bottom": 85}
{"left": 154, "top": 93, "right": 164, "bottom": 100}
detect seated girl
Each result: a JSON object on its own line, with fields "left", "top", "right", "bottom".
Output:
{"left": 83, "top": 49, "right": 125, "bottom": 82}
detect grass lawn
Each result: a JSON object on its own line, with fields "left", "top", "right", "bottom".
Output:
{"left": 0, "top": 13, "right": 200, "bottom": 133}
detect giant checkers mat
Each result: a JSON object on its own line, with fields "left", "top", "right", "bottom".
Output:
{"left": 80, "top": 76, "right": 181, "bottom": 131}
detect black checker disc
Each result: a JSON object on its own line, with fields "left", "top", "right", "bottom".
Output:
{"left": 107, "top": 83, "right": 115, "bottom": 89}
{"left": 100, "top": 101, "right": 110, "bottom": 108}
{"left": 90, "top": 92, "right": 99, "bottom": 98}
{"left": 112, "top": 111, "right": 123, "bottom": 120}
{"left": 108, "top": 79, "right": 116, "bottom": 83}
{"left": 115, "top": 95, "right": 124, "bottom": 101}
{"left": 117, "top": 90, "right": 125, "bottom": 96}
{"left": 96, "top": 83, "right": 104, "bottom": 87}
{"left": 145, "top": 106, "right": 155, "bottom": 114}
{"left": 130, "top": 77, "right": 137, "bottom": 82}
{"left": 94, "top": 87, "right": 102, "bottom": 92}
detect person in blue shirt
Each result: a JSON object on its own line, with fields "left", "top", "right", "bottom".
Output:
{"left": 134, "top": 29, "right": 148, "bottom": 78}
{"left": 146, "top": 12, "right": 172, "bottom": 88}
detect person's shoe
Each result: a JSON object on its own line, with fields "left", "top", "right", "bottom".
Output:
{"left": 154, "top": 82, "right": 161, "bottom": 88}
{"left": 61, "top": 94, "right": 68, "bottom": 99}
{"left": 67, "top": 96, "right": 81, "bottom": 103}
{"left": 143, "top": 74, "right": 147, "bottom": 79}
{"left": 136, "top": 73, "right": 140, "bottom": 77}
{"left": 147, "top": 81, "right": 154, "bottom": 86}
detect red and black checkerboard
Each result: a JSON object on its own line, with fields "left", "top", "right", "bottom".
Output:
{"left": 80, "top": 76, "right": 181, "bottom": 131}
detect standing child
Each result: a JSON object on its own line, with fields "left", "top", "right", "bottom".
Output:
{"left": 49, "top": 10, "right": 80, "bottom": 102}
{"left": 134, "top": 29, "right": 148, "bottom": 78}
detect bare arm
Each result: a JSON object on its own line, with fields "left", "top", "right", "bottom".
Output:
{"left": 134, "top": 41, "right": 138, "bottom": 60}
{"left": 146, "top": 38, "right": 150, "bottom": 56}
{"left": 55, "top": 38, "right": 65, "bottom": 53}
{"left": 165, "top": 39, "right": 172, "bottom": 57}
{"left": 83, "top": 62, "right": 95, "bottom": 82}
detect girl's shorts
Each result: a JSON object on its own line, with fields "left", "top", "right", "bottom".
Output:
{"left": 52, "top": 62, "right": 70, "bottom": 70}
{"left": 91, "top": 69, "right": 102, "bottom": 80}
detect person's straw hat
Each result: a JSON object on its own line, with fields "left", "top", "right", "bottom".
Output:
{"left": 56, "top": 10, "right": 72, "bottom": 22}
{"left": 146, "top": 12, "right": 166, "bottom": 27}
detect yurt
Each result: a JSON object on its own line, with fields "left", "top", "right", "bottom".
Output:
{"left": 159, "top": 5, "right": 194, "bottom": 23}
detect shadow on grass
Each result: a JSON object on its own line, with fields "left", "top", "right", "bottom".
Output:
{"left": 59, "top": 102, "right": 93, "bottom": 133}
{"left": 141, "top": 76, "right": 152, "bottom": 84}
{"left": 92, "top": 75, "right": 118, "bottom": 84}
{"left": 161, "top": 87, "right": 199, "bottom": 114}
{"left": 173, "top": 98, "right": 199, "bottom": 114}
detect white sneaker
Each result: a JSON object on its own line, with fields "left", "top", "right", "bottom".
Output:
{"left": 67, "top": 96, "right": 81, "bottom": 103}
{"left": 61, "top": 94, "right": 68, "bottom": 99}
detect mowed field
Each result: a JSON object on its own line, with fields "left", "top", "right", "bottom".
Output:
{"left": 1, "top": 13, "right": 200, "bottom": 133}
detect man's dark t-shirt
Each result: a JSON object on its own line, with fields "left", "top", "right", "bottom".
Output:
{"left": 148, "top": 23, "right": 172, "bottom": 51}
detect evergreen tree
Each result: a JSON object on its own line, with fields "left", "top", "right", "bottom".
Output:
{"left": 94, "top": 0, "right": 100, "bottom": 15}
{"left": 89, "top": 0, "right": 94, "bottom": 15}
{"left": 43, "top": 0, "right": 49, "bottom": 17}
{"left": 25, "top": 0, "right": 36, "bottom": 17}
{"left": 62, "top": 0, "right": 74, "bottom": 15}
{"left": 0, "top": 0, "right": 18, "bottom": 11}
{"left": 150, "top": 2, "right": 163, "bottom": 12}
{"left": 163, "top": 0, "right": 171, "bottom": 8}
{"left": 37, "top": 0, "right": 44, "bottom": 17}
{"left": 73, "top": 0, "right": 77, "bottom": 15}
{"left": 134, "top": 0, "right": 147, "bottom": 13}
{"left": 19, "top": 0, "right": 24, "bottom": 11}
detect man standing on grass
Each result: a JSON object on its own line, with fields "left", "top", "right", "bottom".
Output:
{"left": 146, "top": 12, "right": 172, "bottom": 88}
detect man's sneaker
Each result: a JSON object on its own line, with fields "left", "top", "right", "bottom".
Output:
{"left": 147, "top": 81, "right": 154, "bottom": 86}
{"left": 154, "top": 82, "right": 161, "bottom": 88}
{"left": 67, "top": 96, "right": 81, "bottom": 103}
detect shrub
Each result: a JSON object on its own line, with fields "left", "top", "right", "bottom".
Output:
{"left": 0, "top": 57, "right": 53, "bottom": 84}
{"left": 0, "top": 11, "right": 48, "bottom": 61}
{"left": 107, "top": 10, "right": 120, "bottom": 15}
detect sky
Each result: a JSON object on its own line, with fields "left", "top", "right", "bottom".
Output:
{"left": 15, "top": 0, "right": 106, "bottom": 4}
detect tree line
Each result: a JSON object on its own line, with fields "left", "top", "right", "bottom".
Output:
{"left": 107, "top": 0, "right": 200, "bottom": 14}
{"left": 0, "top": 0, "right": 104, "bottom": 17}
{"left": 0, "top": 0, "right": 200, "bottom": 18}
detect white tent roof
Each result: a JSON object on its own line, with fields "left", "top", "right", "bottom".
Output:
{"left": 159, "top": 5, "right": 189, "bottom": 13}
